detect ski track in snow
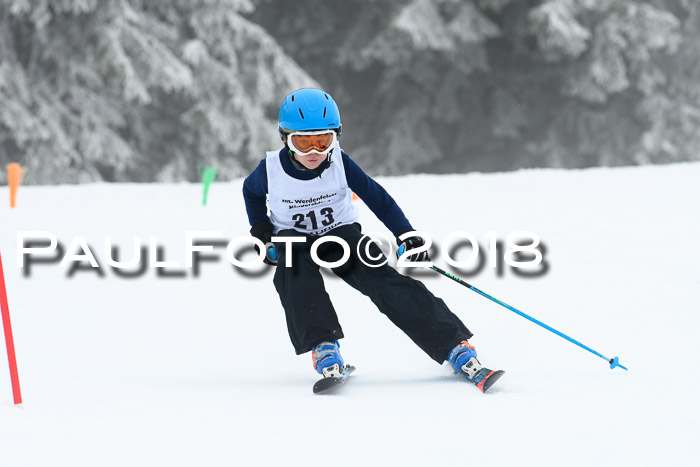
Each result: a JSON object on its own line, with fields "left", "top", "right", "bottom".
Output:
{"left": 1, "top": 163, "right": 698, "bottom": 466}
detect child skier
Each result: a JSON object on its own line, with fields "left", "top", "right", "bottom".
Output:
{"left": 243, "top": 88, "right": 502, "bottom": 392}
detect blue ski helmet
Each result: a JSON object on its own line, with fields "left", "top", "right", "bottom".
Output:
{"left": 278, "top": 88, "right": 342, "bottom": 138}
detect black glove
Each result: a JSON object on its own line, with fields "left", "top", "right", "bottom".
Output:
{"left": 250, "top": 221, "right": 278, "bottom": 266}
{"left": 396, "top": 230, "right": 430, "bottom": 263}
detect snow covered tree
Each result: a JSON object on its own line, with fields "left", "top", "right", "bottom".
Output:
{"left": 252, "top": 0, "right": 692, "bottom": 174}
{"left": 251, "top": 0, "right": 504, "bottom": 173}
{"left": 1, "top": 0, "right": 698, "bottom": 183}
{"left": 636, "top": 0, "right": 700, "bottom": 164}
{"left": 0, "top": 0, "right": 316, "bottom": 183}
{"left": 524, "top": 0, "right": 681, "bottom": 168}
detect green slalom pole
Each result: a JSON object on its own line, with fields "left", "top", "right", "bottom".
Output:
{"left": 431, "top": 265, "right": 628, "bottom": 370}
{"left": 201, "top": 167, "right": 217, "bottom": 206}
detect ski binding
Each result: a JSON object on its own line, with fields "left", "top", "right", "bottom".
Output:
{"left": 459, "top": 357, "right": 504, "bottom": 393}
{"left": 313, "top": 364, "right": 356, "bottom": 394}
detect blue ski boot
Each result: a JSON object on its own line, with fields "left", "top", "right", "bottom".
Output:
{"left": 447, "top": 340, "right": 480, "bottom": 379}
{"left": 312, "top": 341, "right": 345, "bottom": 378}
{"left": 447, "top": 340, "right": 505, "bottom": 392}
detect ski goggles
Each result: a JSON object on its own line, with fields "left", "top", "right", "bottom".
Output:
{"left": 286, "top": 130, "right": 337, "bottom": 156}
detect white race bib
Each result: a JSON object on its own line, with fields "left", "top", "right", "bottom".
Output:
{"left": 266, "top": 147, "right": 358, "bottom": 235}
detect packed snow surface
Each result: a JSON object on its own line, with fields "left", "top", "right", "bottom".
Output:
{"left": 1, "top": 163, "right": 698, "bottom": 466}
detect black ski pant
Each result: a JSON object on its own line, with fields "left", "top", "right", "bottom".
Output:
{"left": 272, "top": 223, "right": 472, "bottom": 363}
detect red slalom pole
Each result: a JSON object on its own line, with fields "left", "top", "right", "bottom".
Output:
{"left": 0, "top": 249, "right": 22, "bottom": 404}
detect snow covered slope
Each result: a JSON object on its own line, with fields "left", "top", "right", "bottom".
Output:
{"left": 0, "top": 163, "right": 698, "bottom": 466}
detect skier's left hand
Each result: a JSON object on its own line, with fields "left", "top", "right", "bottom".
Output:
{"left": 261, "top": 242, "right": 278, "bottom": 265}
{"left": 396, "top": 231, "right": 430, "bottom": 263}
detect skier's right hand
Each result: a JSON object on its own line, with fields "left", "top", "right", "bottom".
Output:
{"left": 250, "top": 221, "right": 278, "bottom": 266}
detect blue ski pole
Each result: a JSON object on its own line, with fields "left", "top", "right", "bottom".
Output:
{"left": 431, "top": 265, "right": 627, "bottom": 370}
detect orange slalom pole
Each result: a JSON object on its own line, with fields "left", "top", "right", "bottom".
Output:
{"left": 0, "top": 249, "right": 22, "bottom": 404}
{"left": 7, "top": 163, "right": 23, "bottom": 209}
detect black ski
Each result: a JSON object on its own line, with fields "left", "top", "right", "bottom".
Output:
{"left": 460, "top": 367, "right": 505, "bottom": 393}
{"left": 312, "top": 365, "right": 356, "bottom": 394}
